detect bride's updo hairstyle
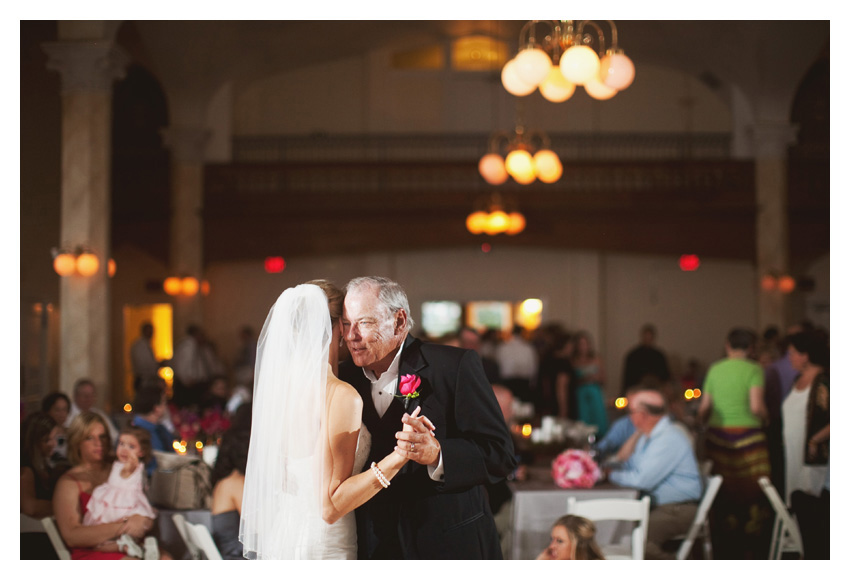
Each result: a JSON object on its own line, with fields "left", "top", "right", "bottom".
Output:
{"left": 306, "top": 279, "right": 343, "bottom": 323}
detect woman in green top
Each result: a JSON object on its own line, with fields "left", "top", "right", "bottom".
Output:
{"left": 697, "top": 327, "right": 771, "bottom": 558}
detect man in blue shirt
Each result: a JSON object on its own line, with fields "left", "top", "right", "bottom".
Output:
{"left": 608, "top": 389, "right": 702, "bottom": 559}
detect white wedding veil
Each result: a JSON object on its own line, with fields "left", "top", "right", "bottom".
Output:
{"left": 239, "top": 284, "right": 331, "bottom": 559}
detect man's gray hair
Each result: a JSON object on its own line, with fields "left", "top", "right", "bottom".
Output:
{"left": 345, "top": 276, "right": 415, "bottom": 332}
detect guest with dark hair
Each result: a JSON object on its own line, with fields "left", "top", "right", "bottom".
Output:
{"left": 783, "top": 329, "right": 829, "bottom": 559}
{"left": 536, "top": 330, "right": 576, "bottom": 419}
{"left": 537, "top": 514, "right": 605, "bottom": 560}
{"left": 41, "top": 392, "right": 71, "bottom": 465}
{"left": 210, "top": 404, "right": 252, "bottom": 559}
{"left": 621, "top": 323, "right": 671, "bottom": 396}
{"left": 698, "top": 327, "right": 771, "bottom": 558}
{"left": 131, "top": 385, "right": 177, "bottom": 475}
{"left": 21, "top": 412, "right": 64, "bottom": 518}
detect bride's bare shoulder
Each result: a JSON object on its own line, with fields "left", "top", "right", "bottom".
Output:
{"left": 328, "top": 376, "right": 363, "bottom": 409}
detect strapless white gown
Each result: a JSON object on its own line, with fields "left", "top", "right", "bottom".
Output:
{"left": 292, "top": 424, "right": 371, "bottom": 559}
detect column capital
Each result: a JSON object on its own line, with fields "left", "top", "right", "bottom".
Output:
{"left": 162, "top": 126, "right": 211, "bottom": 164}
{"left": 751, "top": 121, "right": 799, "bottom": 158}
{"left": 43, "top": 41, "right": 129, "bottom": 94}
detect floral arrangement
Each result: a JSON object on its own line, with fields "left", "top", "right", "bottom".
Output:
{"left": 168, "top": 404, "right": 231, "bottom": 445}
{"left": 169, "top": 405, "right": 201, "bottom": 442}
{"left": 551, "top": 449, "right": 600, "bottom": 489}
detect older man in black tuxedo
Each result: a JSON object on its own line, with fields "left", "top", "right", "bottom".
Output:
{"left": 339, "top": 276, "right": 516, "bottom": 559}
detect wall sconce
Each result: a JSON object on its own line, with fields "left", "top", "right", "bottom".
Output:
{"left": 761, "top": 272, "right": 796, "bottom": 294}
{"left": 163, "top": 276, "right": 209, "bottom": 296}
{"left": 52, "top": 246, "right": 106, "bottom": 277}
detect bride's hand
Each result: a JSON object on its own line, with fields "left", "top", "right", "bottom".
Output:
{"left": 396, "top": 406, "right": 440, "bottom": 466}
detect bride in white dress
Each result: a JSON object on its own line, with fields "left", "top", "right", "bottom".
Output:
{"left": 239, "top": 281, "right": 410, "bottom": 559}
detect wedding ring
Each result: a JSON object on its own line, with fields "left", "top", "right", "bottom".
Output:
{"left": 410, "top": 442, "right": 415, "bottom": 452}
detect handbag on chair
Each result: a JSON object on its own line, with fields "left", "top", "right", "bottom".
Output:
{"left": 148, "top": 451, "right": 212, "bottom": 510}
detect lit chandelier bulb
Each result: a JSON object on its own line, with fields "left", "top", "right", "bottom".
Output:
{"left": 501, "top": 58, "right": 536, "bottom": 96}
{"left": 538, "top": 66, "right": 576, "bottom": 103}
{"left": 584, "top": 73, "right": 618, "bottom": 100}
{"left": 533, "top": 149, "right": 563, "bottom": 183}
{"left": 514, "top": 47, "right": 552, "bottom": 87}
{"left": 478, "top": 153, "right": 509, "bottom": 185}
{"left": 600, "top": 51, "right": 635, "bottom": 90}
{"left": 559, "top": 44, "right": 600, "bottom": 85}
{"left": 505, "top": 149, "right": 536, "bottom": 184}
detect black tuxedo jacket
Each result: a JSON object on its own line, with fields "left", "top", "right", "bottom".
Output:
{"left": 339, "top": 335, "right": 517, "bottom": 559}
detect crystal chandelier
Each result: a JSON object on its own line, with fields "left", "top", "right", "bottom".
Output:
{"left": 502, "top": 20, "right": 635, "bottom": 102}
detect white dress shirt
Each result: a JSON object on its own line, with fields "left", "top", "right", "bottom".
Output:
{"left": 361, "top": 344, "right": 444, "bottom": 481}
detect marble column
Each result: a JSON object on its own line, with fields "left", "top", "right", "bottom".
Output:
{"left": 752, "top": 122, "right": 798, "bottom": 332}
{"left": 43, "top": 40, "right": 128, "bottom": 403}
{"left": 162, "top": 126, "right": 210, "bottom": 338}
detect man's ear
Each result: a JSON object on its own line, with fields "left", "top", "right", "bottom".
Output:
{"left": 394, "top": 309, "right": 408, "bottom": 335}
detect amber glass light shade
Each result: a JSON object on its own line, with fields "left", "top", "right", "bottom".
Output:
{"left": 559, "top": 45, "right": 600, "bottom": 85}
{"left": 505, "top": 149, "right": 536, "bottom": 183}
{"left": 533, "top": 149, "right": 563, "bottom": 183}
{"left": 506, "top": 212, "right": 526, "bottom": 235}
{"left": 778, "top": 275, "right": 796, "bottom": 293}
{"left": 466, "top": 211, "right": 489, "bottom": 234}
{"left": 75, "top": 252, "right": 100, "bottom": 277}
{"left": 163, "top": 277, "right": 182, "bottom": 296}
{"left": 501, "top": 59, "right": 536, "bottom": 96}
{"left": 485, "top": 210, "right": 510, "bottom": 235}
{"left": 478, "top": 153, "right": 509, "bottom": 185}
{"left": 514, "top": 47, "right": 552, "bottom": 86}
{"left": 539, "top": 66, "right": 576, "bottom": 102}
{"left": 600, "top": 51, "right": 635, "bottom": 90}
{"left": 181, "top": 277, "right": 200, "bottom": 296}
{"left": 584, "top": 74, "right": 618, "bottom": 100}
{"left": 53, "top": 253, "right": 76, "bottom": 277}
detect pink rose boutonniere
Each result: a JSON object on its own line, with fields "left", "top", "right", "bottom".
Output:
{"left": 397, "top": 374, "right": 422, "bottom": 410}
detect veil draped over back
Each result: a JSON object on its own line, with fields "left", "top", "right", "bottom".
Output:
{"left": 239, "top": 284, "right": 331, "bottom": 559}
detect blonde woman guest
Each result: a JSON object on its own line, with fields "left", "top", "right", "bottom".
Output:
{"left": 52, "top": 412, "right": 170, "bottom": 559}
{"left": 537, "top": 515, "right": 605, "bottom": 560}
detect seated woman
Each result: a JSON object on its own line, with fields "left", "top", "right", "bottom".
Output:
{"left": 537, "top": 515, "right": 605, "bottom": 560}
{"left": 52, "top": 411, "right": 170, "bottom": 559}
{"left": 209, "top": 404, "right": 251, "bottom": 559}
{"left": 41, "top": 392, "right": 71, "bottom": 466}
{"left": 21, "top": 412, "right": 64, "bottom": 518}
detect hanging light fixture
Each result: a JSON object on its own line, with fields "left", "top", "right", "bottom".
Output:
{"left": 502, "top": 20, "right": 635, "bottom": 102}
{"left": 479, "top": 125, "right": 562, "bottom": 186}
{"left": 466, "top": 193, "right": 526, "bottom": 236}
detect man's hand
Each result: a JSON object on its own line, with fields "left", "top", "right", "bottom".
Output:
{"left": 395, "top": 406, "right": 440, "bottom": 466}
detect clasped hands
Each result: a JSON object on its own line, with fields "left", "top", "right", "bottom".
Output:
{"left": 394, "top": 406, "right": 440, "bottom": 467}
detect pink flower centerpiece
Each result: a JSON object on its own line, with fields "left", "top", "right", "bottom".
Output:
{"left": 551, "top": 449, "right": 601, "bottom": 489}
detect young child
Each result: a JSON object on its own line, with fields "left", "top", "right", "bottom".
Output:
{"left": 83, "top": 426, "right": 160, "bottom": 559}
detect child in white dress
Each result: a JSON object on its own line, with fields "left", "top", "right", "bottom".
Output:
{"left": 84, "top": 426, "right": 160, "bottom": 559}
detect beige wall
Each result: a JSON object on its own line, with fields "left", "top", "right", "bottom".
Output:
{"left": 193, "top": 247, "right": 757, "bottom": 405}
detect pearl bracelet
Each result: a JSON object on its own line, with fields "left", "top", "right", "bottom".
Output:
{"left": 371, "top": 462, "right": 390, "bottom": 488}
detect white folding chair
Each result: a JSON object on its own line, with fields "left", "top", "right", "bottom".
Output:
{"left": 758, "top": 476, "right": 804, "bottom": 559}
{"left": 675, "top": 474, "right": 723, "bottom": 559}
{"left": 566, "top": 496, "right": 651, "bottom": 559}
{"left": 172, "top": 513, "right": 222, "bottom": 560}
{"left": 40, "top": 517, "right": 71, "bottom": 560}
{"left": 21, "top": 513, "right": 45, "bottom": 533}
